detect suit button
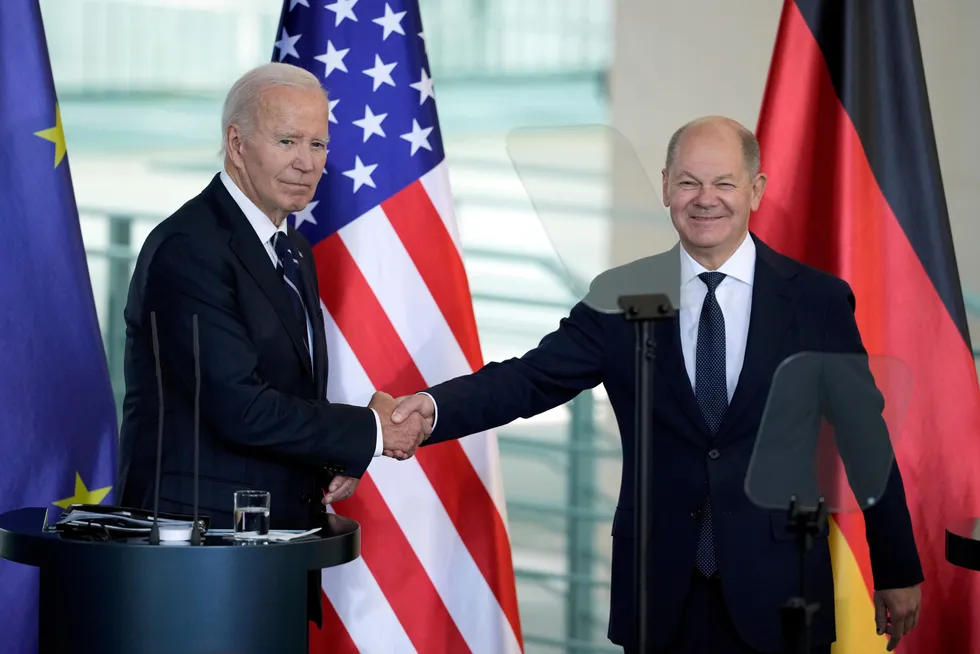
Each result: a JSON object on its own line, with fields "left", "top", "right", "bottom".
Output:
{"left": 708, "top": 449, "right": 720, "bottom": 459}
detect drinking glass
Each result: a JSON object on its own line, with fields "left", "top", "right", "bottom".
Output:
{"left": 233, "top": 490, "right": 270, "bottom": 539}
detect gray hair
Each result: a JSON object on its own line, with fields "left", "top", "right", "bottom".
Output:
{"left": 220, "top": 62, "right": 328, "bottom": 157}
{"left": 665, "top": 117, "right": 761, "bottom": 178}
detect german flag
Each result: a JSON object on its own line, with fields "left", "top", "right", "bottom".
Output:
{"left": 751, "top": 0, "right": 980, "bottom": 651}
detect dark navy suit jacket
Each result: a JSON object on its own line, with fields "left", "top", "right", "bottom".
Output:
{"left": 422, "top": 234, "right": 923, "bottom": 651}
{"left": 118, "top": 174, "right": 377, "bottom": 528}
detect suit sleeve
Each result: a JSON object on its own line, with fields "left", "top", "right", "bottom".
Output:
{"left": 822, "top": 281, "right": 924, "bottom": 590}
{"left": 144, "top": 234, "right": 377, "bottom": 477}
{"left": 423, "top": 300, "right": 606, "bottom": 444}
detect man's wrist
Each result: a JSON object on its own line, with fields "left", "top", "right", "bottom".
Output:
{"left": 418, "top": 392, "right": 437, "bottom": 431}
{"left": 370, "top": 408, "right": 382, "bottom": 457}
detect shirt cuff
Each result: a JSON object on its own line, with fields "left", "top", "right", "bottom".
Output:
{"left": 418, "top": 392, "right": 438, "bottom": 431}
{"left": 371, "top": 408, "right": 382, "bottom": 457}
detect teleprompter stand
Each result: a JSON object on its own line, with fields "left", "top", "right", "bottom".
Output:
{"left": 618, "top": 292, "right": 677, "bottom": 653}
{"left": 780, "top": 495, "right": 828, "bottom": 654}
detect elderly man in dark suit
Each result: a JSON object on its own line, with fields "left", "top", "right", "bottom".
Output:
{"left": 117, "top": 62, "right": 426, "bottom": 625}
{"left": 388, "top": 116, "right": 924, "bottom": 653}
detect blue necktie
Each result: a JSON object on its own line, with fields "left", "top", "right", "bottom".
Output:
{"left": 272, "top": 232, "right": 310, "bottom": 352}
{"left": 694, "top": 271, "right": 727, "bottom": 577}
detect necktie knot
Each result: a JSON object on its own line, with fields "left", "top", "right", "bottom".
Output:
{"left": 698, "top": 271, "right": 726, "bottom": 293}
{"left": 272, "top": 232, "right": 300, "bottom": 268}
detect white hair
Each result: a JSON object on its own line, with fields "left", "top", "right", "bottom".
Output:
{"left": 219, "top": 62, "right": 328, "bottom": 157}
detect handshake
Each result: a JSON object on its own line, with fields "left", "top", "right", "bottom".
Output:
{"left": 369, "top": 391, "right": 435, "bottom": 460}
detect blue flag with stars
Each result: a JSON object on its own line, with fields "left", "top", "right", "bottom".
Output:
{"left": 0, "top": 2, "right": 118, "bottom": 651}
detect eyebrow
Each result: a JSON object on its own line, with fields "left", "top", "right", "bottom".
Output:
{"left": 275, "top": 132, "right": 329, "bottom": 142}
{"left": 677, "top": 171, "right": 736, "bottom": 182}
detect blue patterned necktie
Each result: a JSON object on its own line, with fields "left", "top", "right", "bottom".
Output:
{"left": 694, "top": 271, "right": 727, "bottom": 576}
{"left": 272, "top": 232, "right": 310, "bottom": 352}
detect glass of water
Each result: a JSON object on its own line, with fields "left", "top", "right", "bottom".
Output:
{"left": 233, "top": 490, "right": 270, "bottom": 539}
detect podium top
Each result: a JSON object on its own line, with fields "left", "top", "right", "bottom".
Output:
{"left": 0, "top": 507, "right": 359, "bottom": 573}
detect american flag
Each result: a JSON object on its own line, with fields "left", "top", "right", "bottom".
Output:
{"left": 272, "top": 1, "right": 524, "bottom": 652}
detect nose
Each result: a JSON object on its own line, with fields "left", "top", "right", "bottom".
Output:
{"left": 695, "top": 186, "right": 720, "bottom": 207}
{"left": 293, "top": 146, "right": 316, "bottom": 173}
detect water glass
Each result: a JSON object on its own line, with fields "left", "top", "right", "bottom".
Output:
{"left": 234, "top": 490, "right": 270, "bottom": 539}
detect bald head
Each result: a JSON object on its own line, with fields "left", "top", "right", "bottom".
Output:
{"left": 665, "top": 116, "right": 761, "bottom": 179}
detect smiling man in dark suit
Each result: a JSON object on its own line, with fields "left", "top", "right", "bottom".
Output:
{"left": 117, "top": 62, "right": 426, "bottom": 626}
{"left": 388, "top": 116, "right": 924, "bottom": 653}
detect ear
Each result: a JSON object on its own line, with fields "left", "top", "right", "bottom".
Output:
{"left": 750, "top": 172, "right": 768, "bottom": 211}
{"left": 226, "top": 124, "right": 246, "bottom": 169}
{"left": 661, "top": 168, "right": 670, "bottom": 207}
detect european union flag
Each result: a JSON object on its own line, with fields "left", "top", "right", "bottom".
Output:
{"left": 0, "top": 2, "right": 118, "bottom": 651}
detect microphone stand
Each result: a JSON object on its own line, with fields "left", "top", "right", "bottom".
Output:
{"left": 618, "top": 293, "right": 676, "bottom": 653}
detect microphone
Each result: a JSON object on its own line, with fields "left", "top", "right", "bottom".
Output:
{"left": 190, "top": 314, "right": 202, "bottom": 546}
{"left": 149, "top": 311, "right": 164, "bottom": 546}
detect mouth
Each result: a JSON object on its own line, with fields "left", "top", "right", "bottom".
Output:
{"left": 690, "top": 215, "right": 724, "bottom": 222}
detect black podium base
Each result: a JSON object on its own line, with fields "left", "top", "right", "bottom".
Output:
{"left": 0, "top": 507, "right": 360, "bottom": 654}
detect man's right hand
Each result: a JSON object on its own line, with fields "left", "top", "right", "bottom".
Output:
{"left": 369, "top": 391, "right": 427, "bottom": 460}
{"left": 387, "top": 394, "right": 436, "bottom": 459}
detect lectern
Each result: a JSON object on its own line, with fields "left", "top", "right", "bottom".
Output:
{"left": 0, "top": 506, "right": 359, "bottom": 654}
{"left": 946, "top": 519, "right": 980, "bottom": 572}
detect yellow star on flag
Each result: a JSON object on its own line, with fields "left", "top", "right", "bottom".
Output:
{"left": 34, "top": 103, "right": 67, "bottom": 168}
{"left": 53, "top": 472, "right": 112, "bottom": 509}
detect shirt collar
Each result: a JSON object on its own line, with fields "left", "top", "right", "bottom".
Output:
{"left": 219, "top": 170, "right": 287, "bottom": 248}
{"left": 680, "top": 233, "right": 757, "bottom": 286}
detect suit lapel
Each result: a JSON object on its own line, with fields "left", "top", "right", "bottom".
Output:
{"left": 205, "top": 176, "right": 314, "bottom": 380}
{"left": 714, "top": 239, "right": 799, "bottom": 442}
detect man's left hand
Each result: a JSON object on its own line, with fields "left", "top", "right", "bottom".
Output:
{"left": 874, "top": 584, "right": 921, "bottom": 651}
{"left": 322, "top": 475, "right": 360, "bottom": 505}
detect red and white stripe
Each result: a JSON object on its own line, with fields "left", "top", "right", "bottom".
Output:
{"left": 309, "top": 161, "right": 524, "bottom": 654}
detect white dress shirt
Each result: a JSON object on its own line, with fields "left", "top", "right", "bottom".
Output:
{"left": 678, "top": 235, "right": 756, "bottom": 402}
{"left": 220, "top": 171, "right": 382, "bottom": 457}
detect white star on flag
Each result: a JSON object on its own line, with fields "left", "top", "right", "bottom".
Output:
{"left": 352, "top": 105, "right": 388, "bottom": 142}
{"left": 325, "top": 0, "right": 358, "bottom": 26}
{"left": 328, "top": 98, "right": 339, "bottom": 124}
{"left": 363, "top": 54, "right": 397, "bottom": 91}
{"left": 314, "top": 41, "right": 349, "bottom": 78}
{"left": 274, "top": 28, "right": 301, "bottom": 61}
{"left": 373, "top": 3, "right": 407, "bottom": 40}
{"left": 292, "top": 200, "right": 319, "bottom": 229}
{"left": 400, "top": 119, "right": 433, "bottom": 155}
{"left": 342, "top": 156, "right": 377, "bottom": 192}
{"left": 409, "top": 68, "right": 435, "bottom": 105}
{"left": 288, "top": 0, "right": 309, "bottom": 10}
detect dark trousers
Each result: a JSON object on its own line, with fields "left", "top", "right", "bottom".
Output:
{"left": 624, "top": 573, "right": 831, "bottom": 654}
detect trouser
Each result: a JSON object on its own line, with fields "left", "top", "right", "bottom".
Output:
{"left": 625, "top": 572, "right": 832, "bottom": 654}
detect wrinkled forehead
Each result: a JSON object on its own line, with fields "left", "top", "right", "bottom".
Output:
{"left": 256, "top": 87, "right": 330, "bottom": 134}
{"left": 673, "top": 133, "right": 748, "bottom": 178}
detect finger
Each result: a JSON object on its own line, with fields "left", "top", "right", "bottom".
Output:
{"left": 903, "top": 609, "right": 916, "bottom": 635}
{"left": 391, "top": 396, "right": 425, "bottom": 423}
{"left": 911, "top": 606, "right": 920, "bottom": 630}
{"left": 874, "top": 595, "right": 888, "bottom": 636}
{"left": 886, "top": 632, "right": 901, "bottom": 651}
{"left": 328, "top": 476, "right": 344, "bottom": 493}
{"left": 326, "top": 479, "right": 355, "bottom": 504}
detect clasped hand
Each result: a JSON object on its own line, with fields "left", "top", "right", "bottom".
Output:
{"left": 369, "top": 391, "right": 435, "bottom": 460}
